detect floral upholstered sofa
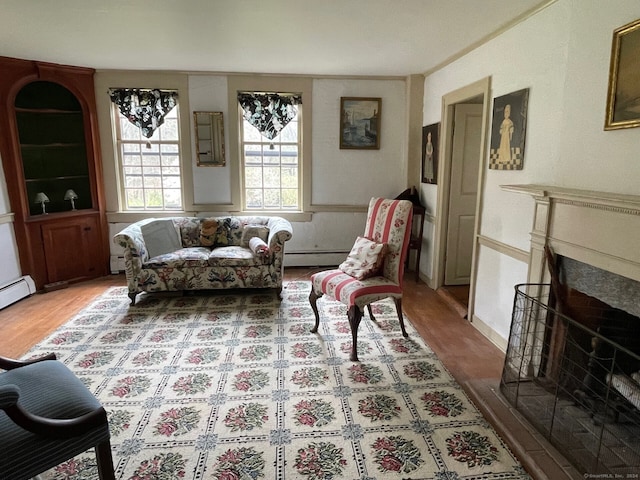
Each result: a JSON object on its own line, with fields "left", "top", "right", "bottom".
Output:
{"left": 114, "top": 216, "right": 293, "bottom": 305}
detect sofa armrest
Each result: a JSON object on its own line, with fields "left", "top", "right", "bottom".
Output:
{"left": 113, "top": 221, "right": 152, "bottom": 292}
{"left": 266, "top": 217, "right": 293, "bottom": 250}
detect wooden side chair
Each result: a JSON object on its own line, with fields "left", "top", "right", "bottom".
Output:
{"left": 0, "top": 354, "right": 115, "bottom": 480}
{"left": 309, "top": 197, "right": 413, "bottom": 361}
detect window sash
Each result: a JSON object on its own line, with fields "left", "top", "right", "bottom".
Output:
{"left": 240, "top": 105, "right": 301, "bottom": 211}
{"left": 114, "top": 105, "right": 183, "bottom": 211}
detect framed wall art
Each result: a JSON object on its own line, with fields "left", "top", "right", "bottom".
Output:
{"left": 339, "top": 97, "right": 381, "bottom": 149}
{"left": 605, "top": 18, "right": 640, "bottom": 130}
{"left": 489, "top": 88, "right": 529, "bottom": 170}
{"left": 421, "top": 122, "right": 439, "bottom": 184}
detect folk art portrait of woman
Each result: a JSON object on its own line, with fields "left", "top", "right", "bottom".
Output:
{"left": 421, "top": 122, "right": 439, "bottom": 184}
{"left": 489, "top": 88, "right": 529, "bottom": 170}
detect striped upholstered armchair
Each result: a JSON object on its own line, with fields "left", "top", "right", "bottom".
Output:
{"left": 0, "top": 354, "right": 115, "bottom": 479}
{"left": 309, "top": 197, "right": 413, "bottom": 361}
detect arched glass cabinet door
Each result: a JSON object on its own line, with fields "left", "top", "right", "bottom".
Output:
{"left": 14, "top": 81, "right": 92, "bottom": 216}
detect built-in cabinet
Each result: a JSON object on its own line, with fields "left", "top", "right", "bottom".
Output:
{"left": 0, "top": 56, "right": 108, "bottom": 290}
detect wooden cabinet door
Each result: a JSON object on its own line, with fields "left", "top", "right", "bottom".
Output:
{"left": 41, "top": 216, "right": 100, "bottom": 285}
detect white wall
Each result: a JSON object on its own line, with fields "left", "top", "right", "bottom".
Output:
{"left": 421, "top": 0, "right": 640, "bottom": 347}
{"left": 106, "top": 74, "right": 409, "bottom": 264}
{"left": 188, "top": 75, "right": 231, "bottom": 205}
{"left": 311, "top": 78, "right": 407, "bottom": 205}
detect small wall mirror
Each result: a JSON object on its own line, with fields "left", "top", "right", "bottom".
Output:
{"left": 194, "top": 111, "right": 225, "bottom": 166}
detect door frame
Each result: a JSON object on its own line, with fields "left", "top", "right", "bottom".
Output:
{"left": 432, "top": 77, "right": 491, "bottom": 321}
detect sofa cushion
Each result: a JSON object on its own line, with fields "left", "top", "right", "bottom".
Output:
{"left": 240, "top": 224, "right": 270, "bottom": 248}
{"left": 208, "top": 246, "right": 270, "bottom": 266}
{"left": 143, "top": 247, "right": 212, "bottom": 268}
{"left": 140, "top": 219, "right": 182, "bottom": 258}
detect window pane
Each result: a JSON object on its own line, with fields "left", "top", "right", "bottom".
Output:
{"left": 282, "top": 189, "right": 298, "bottom": 208}
{"left": 125, "top": 176, "right": 142, "bottom": 188}
{"left": 145, "top": 189, "right": 163, "bottom": 208}
{"left": 246, "top": 189, "right": 263, "bottom": 208}
{"left": 281, "top": 167, "right": 298, "bottom": 187}
{"left": 279, "top": 121, "right": 298, "bottom": 142}
{"left": 263, "top": 166, "right": 281, "bottom": 188}
{"left": 125, "top": 189, "right": 144, "bottom": 209}
{"left": 144, "top": 176, "right": 161, "bottom": 188}
{"left": 121, "top": 120, "right": 141, "bottom": 140}
{"left": 161, "top": 118, "right": 179, "bottom": 140}
{"left": 245, "top": 166, "right": 263, "bottom": 188}
{"left": 163, "top": 176, "right": 181, "bottom": 189}
{"left": 243, "top": 122, "right": 262, "bottom": 142}
{"left": 264, "top": 189, "right": 281, "bottom": 208}
{"left": 124, "top": 166, "right": 142, "bottom": 176}
{"left": 163, "top": 189, "right": 182, "bottom": 209}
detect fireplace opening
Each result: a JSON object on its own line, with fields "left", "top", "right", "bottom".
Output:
{"left": 501, "top": 257, "right": 640, "bottom": 475}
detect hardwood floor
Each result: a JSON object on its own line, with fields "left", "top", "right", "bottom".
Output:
{"left": 0, "top": 269, "right": 504, "bottom": 382}
{"left": 0, "top": 268, "right": 573, "bottom": 479}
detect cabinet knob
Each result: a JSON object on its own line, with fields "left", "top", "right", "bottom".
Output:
{"left": 84, "top": 226, "right": 91, "bottom": 231}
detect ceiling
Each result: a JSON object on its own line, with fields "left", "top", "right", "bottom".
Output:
{"left": 1, "top": 0, "right": 550, "bottom": 76}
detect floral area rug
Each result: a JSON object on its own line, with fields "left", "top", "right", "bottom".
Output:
{"left": 28, "top": 281, "right": 529, "bottom": 479}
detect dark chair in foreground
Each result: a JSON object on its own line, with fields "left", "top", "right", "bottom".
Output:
{"left": 309, "top": 197, "right": 413, "bottom": 361}
{"left": 0, "top": 354, "right": 115, "bottom": 480}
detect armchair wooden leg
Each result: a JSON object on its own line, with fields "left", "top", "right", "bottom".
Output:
{"left": 128, "top": 292, "right": 137, "bottom": 306}
{"left": 95, "top": 440, "right": 116, "bottom": 480}
{"left": 309, "top": 289, "right": 322, "bottom": 333}
{"left": 394, "top": 298, "right": 409, "bottom": 338}
{"left": 347, "top": 305, "right": 363, "bottom": 362}
{"left": 366, "top": 304, "right": 376, "bottom": 322}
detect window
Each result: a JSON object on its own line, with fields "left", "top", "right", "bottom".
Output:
{"left": 113, "top": 104, "right": 182, "bottom": 211}
{"left": 240, "top": 101, "right": 301, "bottom": 211}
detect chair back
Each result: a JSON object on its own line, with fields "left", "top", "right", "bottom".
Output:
{"left": 363, "top": 197, "right": 413, "bottom": 285}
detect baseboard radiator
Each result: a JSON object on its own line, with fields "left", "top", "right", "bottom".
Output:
{"left": 0, "top": 275, "right": 36, "bottom": 310}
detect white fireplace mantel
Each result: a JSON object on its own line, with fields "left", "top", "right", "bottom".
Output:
{"left": 501, "top": 184, "right": 640, "bottom": 285}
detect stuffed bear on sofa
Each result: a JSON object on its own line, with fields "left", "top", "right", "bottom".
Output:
{"left": 114, "top": 216, "right": 293, "bottom": 305}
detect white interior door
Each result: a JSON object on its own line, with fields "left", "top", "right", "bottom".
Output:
{"left": 444, "top": 104, "right": 482, "bottom": 285}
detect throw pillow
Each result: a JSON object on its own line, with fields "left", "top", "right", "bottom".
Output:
{"left": 200, "top": 218, "right": 219, "bottom": 247}
{"left": 200, "top": 218, "right": 230, "bottom": 247}
{"left": 339, "top": 236, "right": 388, "bottom": 280}
{"left": 249, "top": 237, "right": 270, "bottom": 258}
{"left": 140, "top": 219, "right": 182, "bottom": 259}
{"left": 241, "top": 224, "right": 270, "bottom": 248}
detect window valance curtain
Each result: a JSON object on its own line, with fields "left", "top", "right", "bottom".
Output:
{"left": 238, "top": 92, "right": 302, "bottom": 140}
{"left": 109, "top": 88, "right": 178, "bottom": 139}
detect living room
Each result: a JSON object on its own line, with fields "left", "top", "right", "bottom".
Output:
{"left": 0, "top": 1, "right": 639, "bottom": 478}
{"left": 0, "top": 0, "right": 638, "bottom": 352}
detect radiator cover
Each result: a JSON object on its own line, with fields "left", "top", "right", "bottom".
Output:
{"left": 0, "top": 275, "right": 36, "bottom": 310}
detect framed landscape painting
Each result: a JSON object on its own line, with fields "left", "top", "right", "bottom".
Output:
{"left": 605, "top": 18, "right": 640, "bottom": 130}
{"left": 339, "top": 97, "right": 381, "bottom": 149}
{"left": 489, "top": 88, "right": 529, "bottom": 170}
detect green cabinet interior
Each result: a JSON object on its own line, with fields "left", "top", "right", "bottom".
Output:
{"left": 15, "top": 81, "right": 92, "bottom": 215}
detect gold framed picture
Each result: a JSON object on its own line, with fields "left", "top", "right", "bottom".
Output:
{"left": 339, "top": 97, "right": 381, "bottom": 149}
{"left": 605, "top": 18, "right": 640, "bottom": 130}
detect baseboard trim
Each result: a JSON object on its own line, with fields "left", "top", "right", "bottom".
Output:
{"left": 470, "top": 313, "right": 508, "bottom": 353}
